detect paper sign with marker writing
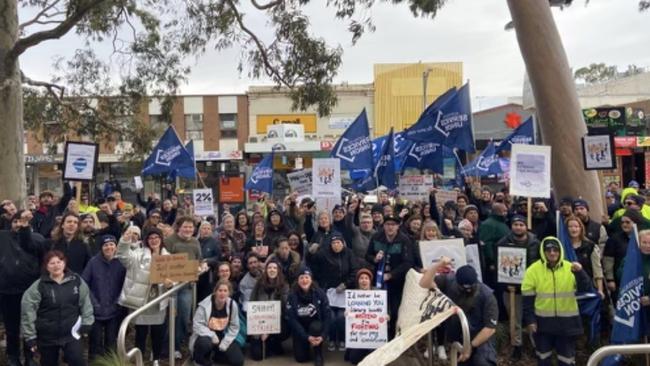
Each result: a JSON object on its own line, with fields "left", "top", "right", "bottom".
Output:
{"left": 345, "top": 290, "right": 388, "bottom": 349}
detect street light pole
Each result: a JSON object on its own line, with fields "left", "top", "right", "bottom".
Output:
{"left": 422, "top": 67, "right": 433, "bottom": 111}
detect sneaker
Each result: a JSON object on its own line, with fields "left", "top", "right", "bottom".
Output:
{"left": 511, "top": 346, "right": 522, "bottom": 361}
{"left": 174, "top": 350, "right": 183, "bottom": 359}
{"left": 338, "top": 341, "right": 346, "bottom": 351}
{"left": 437, "top": 345, "right": 447, "bottom": 361}
{"left": 327, "top": 341, "right": 336, "bottom": 352}
{"left": 153, "top": 361, "right": 160, "bottom": 366}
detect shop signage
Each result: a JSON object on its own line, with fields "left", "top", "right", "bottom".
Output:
{"left": 266, "top": 124, "right": 305, "bottom": 142}
{"left": 194, "top": 150, "right": 243, "bottom": 161}
{"left": 626, "top": 107, "right": 647, "bottom": 136}
{"left": 637, "top": 136, "right": 650, "bottom": 147}
{"left": 583, "top": 107, "right": 626, "bottom": 136}
{"left": 614, "top": 136, "right": 637, "bottom": 148}
{"left": 244, "top": 141, "right": 321, "bottom": 153}
{"left": 25, "top": 155, "right": 61, "bottom": 164}
{"left": 329, "top": 116, "right": 356, "bottom": 129}
{"left": 320, "top": 140, "right": 335, "bottom": 151}
{"left": 219, "top": 176, "right": 245, "bottom": 203}
{"left": 256, "top": 114, "right": 317, "bottom": 134}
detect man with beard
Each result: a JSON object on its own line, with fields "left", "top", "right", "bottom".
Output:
{"left": 365, "top": 215, "right": 414, "bottom": 339}
{"left": 531, "top": 200, "right": 556, "bottom": 240}
{"left": 370, "top": 204, "right": 384, "bottom": 230}
{"left": 345, "top": 197, "right": 376, "bottom": 268}
{"left": 495, "top": 215, "right": 540, "bottom": 360}
{"left": 477, "top": 188, "right": 494, "bottom": 221}
{"left": 420, "top": 261, "right": 498, "bottom": 366}
{"left": 558, "top": 197, "right": 574, "bottom": 221}
{"left": 572, "top": 199, "right": 608, "bottom": 252}
{"left": 81, "top": 203, "right": 122, "bottom": 255}
{"left": 239, "top": 252, "right": 263, "bottom": 311}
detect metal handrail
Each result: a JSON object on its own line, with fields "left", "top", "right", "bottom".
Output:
{"left": 587, "top": 344, "right": 650, "bottom": 366}
{"left": 117, "top": 282, "right": 189, "bottom": 366}
{"left": 448, "top": 307, "right": 472, "bottom": 366}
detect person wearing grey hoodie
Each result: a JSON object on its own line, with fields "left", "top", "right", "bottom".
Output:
{"left": 344, "top": 200, "right": 375, "bottom": 268}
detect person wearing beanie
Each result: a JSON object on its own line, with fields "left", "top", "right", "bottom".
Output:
{"left": 629, "top": 180, "right": 640, "bottom": 189}
{"left": 558, "top": 196, "right": 574, "bottom": 220}
{"left": 462, "top": 204, "right": 480, "bottom": 236}
{"left": 420, "top": 261, "right": 499, "bottom": 365}
{"left": 82, "top": 234, "right": 126, "bottom": 360}
{"left": 286, "top": 267, "right": 331, "bottom": 366}
{"left": 521, "top": 237, "right": 592, "bottom": 366}
{"left": 117, "top": 227, "right": 173, "bottom": 365}
{"left": 344, "top": 268, "right": 377, "bottom": 365}
{"left": 306, "top": 234, "right": 358, "bottom": 352}
{"left": 571, "top": 198, "right": 608, "bottom": 253}
{"left": 495, "top": 214, "right": 540, "bottom": 360}
{"left": 249, "top": 259, "right": 290, "bottom": 361}
{"left": 370, "top": 204, "right": 385, "bottom": 230}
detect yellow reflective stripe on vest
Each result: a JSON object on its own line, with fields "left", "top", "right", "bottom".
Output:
{"left": 522, "top": 290, "right": 536, "bottom": 296}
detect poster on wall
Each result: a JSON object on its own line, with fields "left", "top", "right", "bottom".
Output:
{"left": 497, "top": 246, "right": 527, "bottom": 285}
{"left": 581, "top": 134, "right": 616, "bottom": 170}
{"left": 345, "top": 290, "right": 388, "bottom": 349}
{"left": 509, "top": 144, "right": 551, "bottom": 198}
{"left": 63, "top": 142, "right": 99, "bottom": 181}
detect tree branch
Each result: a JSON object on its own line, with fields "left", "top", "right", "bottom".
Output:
{"left": 21, "top": 71, "right": 65, "bottom": 100}
{"left": 250, "top": 0, "right": 283, "bottom": 10}
{"left": 19, "top": 0, "right": 62, "bottom": 31}
{"left": 9, "top": 0, "right": 108, "bottom": 61}
{"left": 225, "top": 0, "right": 291, "bottom": 86}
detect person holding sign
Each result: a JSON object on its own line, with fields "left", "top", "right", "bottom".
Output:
{"left": 419, "top": 259, "right": 499, "bottom": 366}
{"left": 286, "top": 267, "right": 332, "bottom": 366}
{"left": 521, "top": 238, "right": 592, "bottom": 366}
{"left": 190, "top": 280, "right": 244, "bottom": 366}
{"left": 344, "top": 268, "right": 380, "bottom": 365}
{"left": 495, "top": 215, "right": 540, "bottom": 360}
{"left": 249, "top": 260, "right": 290, "bottom": 360}
{"left": 117, "top": 228, "right": 173, "bottom": 366}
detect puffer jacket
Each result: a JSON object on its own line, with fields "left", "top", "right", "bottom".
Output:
{"left": 307, "top": 243, "right": 357, "bottom": 290}
{"left": 116, "top": 238, "right": 170, "bottom": 312}
{"left": 189, "top": 296, "right": 240, "bottom": 353}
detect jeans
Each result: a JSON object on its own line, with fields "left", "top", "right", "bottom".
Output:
{"left": 135, "top": 324, "right": 166, "bottom": 361}
{"left": 175, "top": 287, "right": 193, "bottom": 349}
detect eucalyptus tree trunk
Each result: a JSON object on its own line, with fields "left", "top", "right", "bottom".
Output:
{"left": 0, "top": 0, "right": 27, "bottom": 206}
{"left": 507, "top": 0, "right": 604, "bottom": 221}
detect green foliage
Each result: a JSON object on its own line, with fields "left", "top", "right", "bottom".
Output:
{"left": 573, "top": 63, "right": 645, "bottom": 84}
{"left": 89, "top": 350, "right": 126, "bottom": 366}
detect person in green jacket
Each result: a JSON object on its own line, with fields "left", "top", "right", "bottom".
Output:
{"left": 478, "top": 203, "right": 510, "bottom": 289}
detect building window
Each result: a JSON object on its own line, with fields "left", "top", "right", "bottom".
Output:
{"left": 220, "top": 113, "right": 237, "bottom": 139}
{"left": 185, "top": 114, "right": 204, "bottom": 139}
{"left": 149, "top": 115, "right": 169, "bottom": 134}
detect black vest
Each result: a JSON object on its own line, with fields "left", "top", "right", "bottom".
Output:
{"left": 585, "top": 220, "right": 602, "bottom": 245}
{"left": 574, "top": 241, "right": 596, "bottom": 279}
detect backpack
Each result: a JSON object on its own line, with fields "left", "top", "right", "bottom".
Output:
{"left": 229, "top": 299, "right": 247, "bottom": 347}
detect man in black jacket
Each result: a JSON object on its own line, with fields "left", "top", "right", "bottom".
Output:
{"left": 365, "top": 215, "right": 414, "bottom": 339}
{"left": 0, "top": 210, "right": 48, "bottom": 366}
{"left": 31, "top": 182, "right": 73, "bottom": 238}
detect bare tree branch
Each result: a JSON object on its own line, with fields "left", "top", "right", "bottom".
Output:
{"left": 9, "top": 0, "right": 108, "bottom": 61}
{"left": 19, "top": 0, "right": 62, "bottom": 31}
{"left": 250, "top": 0, "right": 283, "bottom": 10}
{"left": 21, "top": 71, "right": 65, "bottom": 100}
{"left": 225, "top": 0, "right": 291, "bottom": 86}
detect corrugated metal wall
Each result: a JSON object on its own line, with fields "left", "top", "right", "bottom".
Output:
{"left": 373, "top": 62, "right": 463, "bottom": 136}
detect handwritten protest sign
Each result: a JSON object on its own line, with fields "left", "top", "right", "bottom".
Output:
{"left": 150, "top": 253, "right": 199, "bottom": 284}
{"left": 287, "top": 169, "right": 313, "bottom": 197}
{"left": 247, "top": 301, "right": 282, "bottom": 335}
{"left": 510, "top": 144, "right": 551, "bottom": 198}
{"left": 434, "top": 189, "right": 458, "bottom": 206}
{"left": 345, "top": 290, "right": 388, "bottom": 349}
{"left": 419, "top": 238, "right": 466, "bottom": 271}
{"left": 497, "top": 246, "right": 527, "bottom": 284}
{"left": 398, "top": 175, "right": 433, "bottom": 202}
{"left": 193, "top": 189, "right": 215, "bottom": 217}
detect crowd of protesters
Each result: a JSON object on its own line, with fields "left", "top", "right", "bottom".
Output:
{"left": 0, "top": 177, "right": 648, "bottom": 366}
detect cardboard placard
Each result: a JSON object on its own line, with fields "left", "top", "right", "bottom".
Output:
{"left": 345, "top": 290, "right": 388, "bottom": 349}
{"left": 497, "top": 246, "right": 527, "bottom": 284}
{"left": 149, "top": 253, "right": 199, "bottom": 284}
{"left": 398, "top": 175, "right": 433, "bottom": 203}
{"left": 434, "top": 189, "right": 458, "bottom": 206}
{"left": 246, "top": 301, "right": 282, "bottom": 335}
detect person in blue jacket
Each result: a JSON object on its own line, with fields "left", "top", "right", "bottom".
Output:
{"left": 286, "top": 267, "right": 332, "bottom": 366}
{"left": 81, "top": 234, "right": 126, "bottom": 360}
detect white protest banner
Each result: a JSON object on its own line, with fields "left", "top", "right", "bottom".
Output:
{"left": 510, "top": 144, "right": 551, "bottom": 198}
{"left": 345, "top": 290, "right": 388, "bottom": 349}
{"left": 434, "top": 189, "right": 458, "bottom": 206}
{"left": 134, "top": 176, "right": 144, "bottom": 190}
{"left": 419, "top": 238, "right": 466, "bottom": 271}
{"left": 313, "top": 158, "right": 341, "bottom": 212}
{"left": 63, "top": 142, "right": 99, "bottom": 181}
{"left": 465, "top": 243, "right": 483, "bottom": 282}
{"left": 398, "top": 175, "right": 433, "bottom": 203}
{"left": 192, "top": 189, "right": 214, "bottom": 217}
{"left": 246, "top": 301, "right": 282, "bottom": 335}
{"left": 497, "top": 246, "right": 527, "bottom": 284}
{"left": 287, "top": 169, "right": 312, "bottom": 197}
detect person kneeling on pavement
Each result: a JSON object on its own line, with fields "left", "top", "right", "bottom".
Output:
{"left": 190, "top": 279, "right": 245, "bottom": 366}
{"left": 522, "top": 237, "right": 592, "bottom": 366}
{"left": 420, "top": 260, "right": 498, "bottom": 366}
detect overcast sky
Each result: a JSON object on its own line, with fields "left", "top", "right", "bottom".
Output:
{"left": 18, "top": 0, "right": 650, "bottom": 110}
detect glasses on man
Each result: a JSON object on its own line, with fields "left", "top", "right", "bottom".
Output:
{"left": 625, "top": 201, "right": 636, "bottom": 206}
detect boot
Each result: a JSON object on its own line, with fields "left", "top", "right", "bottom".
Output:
{"left": 314, "top": 345, "right": 324, "bottom": 366}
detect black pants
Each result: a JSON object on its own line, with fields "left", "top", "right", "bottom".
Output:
{"left": 249, "top": 324, "right": 290, "bottom": 361}
{"left": 293, "top": 321, "right": 324, "bottom": 363}
{"left": 89, "top": 317, "right": 120, "bottom": 360}
{"left": 135, "top": 324, "right": 166, "bottom": 360}
{"left": 0, "top": 293, "right": 23, "bottom": 360}
{"left": 192, "top": 336, "right": 244, "bottom": 366}
{"left": 38, "top": 340, "right": 86, "bottom": 366}
{"left": 345, "top": 348, "right": 371, "bottom": 364}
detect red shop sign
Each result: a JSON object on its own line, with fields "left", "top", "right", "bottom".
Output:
{"left": 614, "top": 137, "right": 637, "bottom": 148}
